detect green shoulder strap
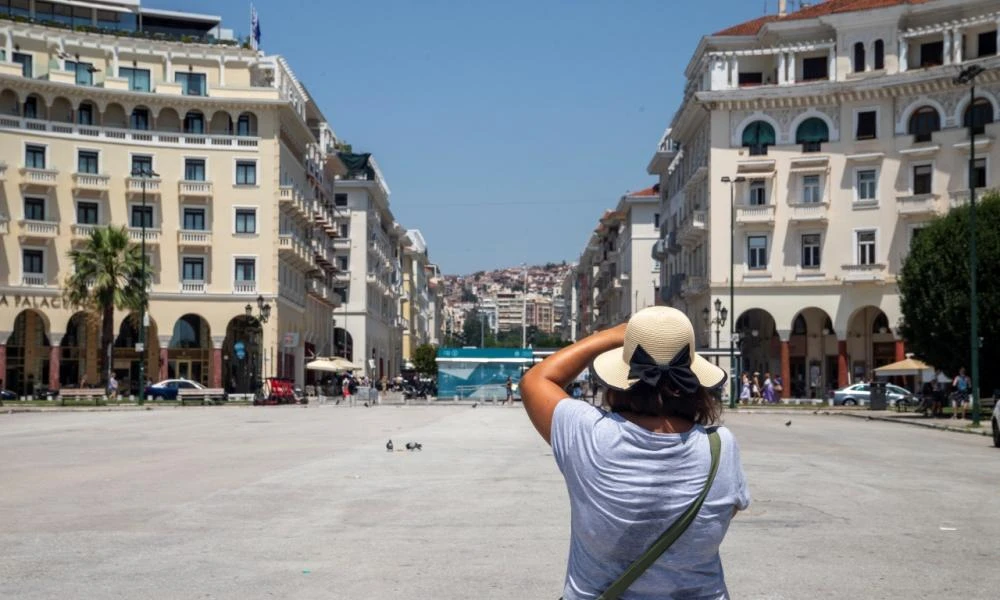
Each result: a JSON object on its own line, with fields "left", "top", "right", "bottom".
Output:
{"left": 597, "top": 429, "right": 722, "bottom": 600}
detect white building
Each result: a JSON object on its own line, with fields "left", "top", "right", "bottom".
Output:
{"left": 649, "top": 0, "right": 1000, "bottom": 397}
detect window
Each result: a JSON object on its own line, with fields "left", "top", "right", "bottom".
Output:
{"left": 76, "top": 201, "right": 98, "bottom": 224}
{"left": 857, "top": 230, "right": 877, "bottom": 265}
{"left": 654, "top": 213, "right": 660, "bottom": 228}
{"left": 747, "top": 236, "right": 768, "bottom": 270}
{"left": 853, "top": 42, "right": 866, "bottom": 73}
{"left": 795, "top": 117, "right": 829, "bottom": 152}
{"left": 175, "top": 71, "right": 207, "bottom": 96}
{"left": 77, "top": 102, "right": 94, "bottom": 125}
{"left": 972, "top": 158, "right": 987, "bottom": 189}
{"left": 236, "top": 160, "right": 257, "bottom": 185}
{"left": 920, "top": 41, "right": 944, "bottom": 67}
{"left": 873, "top": 39, "right": 885, "bottom": 70}
{"left": 741, "top": 120, "right": 775, "bottom": 156}
{"left": 65, "top": 60, "right": 94, "bottom": 86}
{"left": 738, "top": 72, "right": 763, "bottom": 86}
{"left": 77, "top": 150, "right": 98, "bottom": 174}
{"left": 338, "top": 223, "right": 349, "bottom": 238}
{"left": 24, "top": 197, "right": 45, "bottom": 220}
{"left": 801, "top": 56, "right": 828, "bottom": 81}
{"left": 979, "top": 31, "right": 998, "bottom": 57}
{"left": 184, "top": 159, "right": 206, "bottom": 181}
{"left": 182, "top": 257, "right": 205, "bottom": 281}
{"left": 13, "top": 52, "right": 32, "bottom": 77}
{"left": 130, "top": 107, "right": 150, "bottom": 130}
{"left": 23, "top": 249, "right": 43, "bottom": 274}
{"left": 24, "top": 144, "right": 46, "bottom": 169}
{"left": 130, "top": 205, "right": 153, "bottom": 228}
{"left": 856, "top": 169, "right": 877, "bottom": 202}
{"left": 963, "top": 98, "right": 994, "bottom": 136}
{"left": 908, "top": 106, "right": 940, "bottom": 142}
{"left": 183, "top": 111, "right": 204, "bottom": 134}
{"left": 911, "top": 227, "right": 925, "bottom": 249}
{"left": 802, "top": 175, "right": 821, "bottom": 204}
{"left": 748, "top": 179, "right": 767, "bottom": 206}
{"left": 336, "top": 255, "right": 349, "bottom": 271}
{"left": 235, "top": 258, "right": 256, "bottom": 282}
{"left": 856, "top": 110, "right": 877, "bottom": 140}
{"left": 183, "top": 208, "right": 206, "bottom": 231}
{"left": 131, "top": 154, "right": 153, "bottom": 176}
{"left": 7, "top": 0, "right": 30, "bottom": 18}
{"left": 801, "top": 234, "right": 821, "bottom": 269}
{"left": 236, "top": 114, "right": 252, "bottom": 136}
{"left": 119, "top": 67, "right": 151, "bottom": 92}
{"left": 913, "top": 164, "right": 933, "bottom": 195}
{"left": 23, "top": 96, "right": 37, "bottom": 118}
{"left": 235, "top": 208, "right": 257, "bottom": 234}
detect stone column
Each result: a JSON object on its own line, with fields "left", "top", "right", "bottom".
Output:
{"left": 954, "top": 29, "right": 963, "bottom": 63}
{"left": 778, "top": 52, "right": 787, "bottom": 84}
{"left": 899, "top": 39, "right": 909, "bottom": 72}
{"left": 212, "top": 336, "right": 225, "bottom": 389}
{"left": 838, "top": 340, "right": 849, "bottom": 388}
{"left": 111, "top": 46, "right": 119, "bottom": 77}
{"left": 0, "top": 342, "right": 7, "bottom": 388}
{"left": 780, "top": 340, "right": 791, "bottom": 400}
{"left": 787, "top": 52, "right": 796, "bottom": 84}
{"left": 49, "top": 344, "right": 60, "bottom": 392}
{"left": 4, "top": 30, "right": 13, "bottom": 62}
{"left": 158, "top": 335, "right": 171, "bottom": 381}
{"left": 895, "top": 340, "right": 905, "bottom": 362}
{"left": 218, "top": 56, "right": 225, "bottom": 87}
{"left": 943, "top": 30, "right": 952, "bottom": 65}
{"left": 828, "top": 46, "right": 836, "bottom": 81}
{"left": 730, "top": 56, "right": 740, "bottom": 89}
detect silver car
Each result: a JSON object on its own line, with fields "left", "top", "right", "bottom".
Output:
{"left": 832, "top": 383, "right": 916, "bottom": 407}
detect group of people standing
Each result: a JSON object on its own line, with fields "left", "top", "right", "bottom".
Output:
{"left": 738, "top": 371, "right": 782, "bottom": 404}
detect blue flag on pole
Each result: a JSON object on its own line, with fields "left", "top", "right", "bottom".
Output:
{"left": 250, "top": 4, "right": 261, "bottom": 50}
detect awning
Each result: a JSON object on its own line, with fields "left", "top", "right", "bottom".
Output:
{"left": 306, "top": 357, "right": 362, "bottom": 372}
{"left": 874, "top": 357, "right": 934, "bottom": 376}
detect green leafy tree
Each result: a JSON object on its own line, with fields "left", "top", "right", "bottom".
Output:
{"left": 412, "top": 344, "right": 438, "bottom": 376}
{"left": 64, "top": 226, "right": 149, "bottom": 386}
{"left": 898, "top": 192, "right": 1000, "bottom": 393}
{"left": 462, "top": 310, "right": 496, "bottom": 348}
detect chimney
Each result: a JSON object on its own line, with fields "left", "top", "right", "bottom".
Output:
{"left": 779, "top": 0, "right": 787, "bottom": 16}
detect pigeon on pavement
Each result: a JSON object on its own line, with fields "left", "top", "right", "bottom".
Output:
{"left": 405, "top": 442, "right": 423, "bottom": 451}
{"left": 386, "top": 439, "right": 393, "bottom": 452}
{"left": 472, "top": 402, "right": 479, "bottom": 409}
{"left": 785, "top": 420, "right": 792, "bottom": 427}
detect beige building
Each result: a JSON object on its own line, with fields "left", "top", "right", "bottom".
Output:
{"left": 649, "top": 0, "right": 999, "bottom": 397}
{"left": 399, "top": 229, "right": 442, "bottom": 363}
{"left": 0, "top": 1, "right": 349, "bottom": 395}
{"left": 524, "top": 294, "right": 554, "bottom": 334}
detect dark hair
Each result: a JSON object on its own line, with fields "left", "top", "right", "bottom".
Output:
{"left": 604, "top": 382, "right": 721, "bottom": 425}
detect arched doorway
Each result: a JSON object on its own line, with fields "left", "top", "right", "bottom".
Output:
{"left": 847, "top": 306, "right": 896, "bottom": 384}
{"left": 6, "top": 309, "right": 51, "bottom": 396}
{"left": 60, "top": 312, "right": 95, "bottom": 388}
{"left": 168, "top": 314, "right": 211, "bottom": 385}
{"left": 788, "top": 308, "right": 835, "bottom": 398}
{"left": 113, "top": 314, "right": 159, "bottom": 395}
{"left": 333, "top": 327, "right": 353, "bottom": 361}
{"left": 735, "top": 309, "right": 779, "bottom": 380}
{"left": 223, "top": 315, "right": 262, "bottom": 394}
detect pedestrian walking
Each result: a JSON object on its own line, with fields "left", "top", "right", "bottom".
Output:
{"left": 519, "top": 306, "right": 750, "bottom": 599}
{"left": 751, "top": 373, "right": 762, "bottom": 404}
{"left": 341, "top": 375, "right": 352, "bottom": 405}
{"left": 739, "top": 373, "right": 751, "bottom": 404}
{"left": 952, "top": 367, "right": 971, "bottom": 420}
{"left": 108, "top": 374, "right": 119, "bottom": 401}
{"left": 763, "top": 372, "right": 775, "bottom": 404}
{"left": 505, "top": 376, "right": 513, "bottom": 405}
{"left": 378, "top": 376, "right": 387, "bottom": 405}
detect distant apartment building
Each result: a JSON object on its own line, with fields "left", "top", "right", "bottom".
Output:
{"left": 525, "top": 295, "right": 554, "bottom": 333}
{"left": 495, "top": 291, "right": 523, "bottom": 332}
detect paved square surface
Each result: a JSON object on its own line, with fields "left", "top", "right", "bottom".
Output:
{"left": 2, "top": 405, "right": 998, "bottom": 599}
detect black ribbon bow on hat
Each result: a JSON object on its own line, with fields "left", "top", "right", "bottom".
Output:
{"left": 627, "top": 344, "right": 700, "bottom": 394}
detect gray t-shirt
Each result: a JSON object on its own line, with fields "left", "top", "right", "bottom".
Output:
{"left": 551, "top": 400, "right": 750, "bottom": 600}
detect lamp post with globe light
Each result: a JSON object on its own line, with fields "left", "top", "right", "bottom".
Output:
{"left": 702, "top": 298, "right": 728, "bottom": 366}
{"left": 245, "top": 295, "right": 271, "bottom": 395}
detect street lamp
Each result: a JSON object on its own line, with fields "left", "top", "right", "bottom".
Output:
{"left": 721, "top": 175, "right": 746, "bottom": 408}
{"left": 954, "top": 64, "right": 985, "bottom": 426}
{"left": 131, "top": 165, "right": 159, "bottom": 404}
{"left": 245, "top": 295, "right": 272, "bottom": 394}
{"left": 702, "top": 298, "right": 728, "bottom": 365}
{"left": 521, "top": 263, "right": 528, "bottom": 348}
{"left": 480, "top": 312, "right": 487, "bottom": 348}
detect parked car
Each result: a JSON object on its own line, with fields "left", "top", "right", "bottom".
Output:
{"left": 144, "top": 379, "right": 206, "bottom": 400}
{"left": 832, "top": 382, "right": 916, "bottom": 407}
{"left": 991, "top": 400, "right": 999, "bottom": 448}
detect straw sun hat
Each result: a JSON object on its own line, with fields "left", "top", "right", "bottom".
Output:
{"left": 590, "top": 306, "right": 727, "bottom": 393}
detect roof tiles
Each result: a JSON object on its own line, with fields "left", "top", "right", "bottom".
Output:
{"left": 714, "top": 0, "right": 929, "bottom": 36}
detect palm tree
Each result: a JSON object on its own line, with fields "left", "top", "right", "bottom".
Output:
{"left": 64, "top": 226, "right": 149, "bottom": 388}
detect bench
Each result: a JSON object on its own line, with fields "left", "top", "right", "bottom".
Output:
{"left": 59, "top": 389, "right": 106, "bottom": 406}
{"left": 178, "top": 388, "right": 227, "bottom": 406}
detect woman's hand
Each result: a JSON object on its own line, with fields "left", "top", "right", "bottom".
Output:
{"left": 520, "top": 323, "right": 628, "bottom": 444}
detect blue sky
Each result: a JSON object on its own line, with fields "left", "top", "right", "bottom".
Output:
{"left": 158, "top": 0, "right": 766, "bottom": 274}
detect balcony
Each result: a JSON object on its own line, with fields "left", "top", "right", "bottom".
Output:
{"left": 0, "top": 115, "right": 261, "bottom": 150}
{"left": 19, "top": 167, "right": 58, "bottom": 188}
{"left": 842, "top": 263, "right": 887, "bottom": 283}
{"left": 949, "top": 188, "right": 988, "bottom": 209}
{"left": 233, "top": 281, "right": 257, "bottom": 295}
{"left": 127, "top": 227, "right": 162, "bottom": 244}
{"left": 787, "top": 202, "right": 829, "bottom": 224}
{"left": 280, "top": 185, "right": 311, "bottom": 219}
{"left": 735, "top": 204, "right": 776, "bottom": 226}
{"left": 17, "top": 220, "right": 58, "bottom": 239}
{"left": 683, "top": 276, "right": 709, "bottom": 297}
{"left": 332, "top": 236, "right": 350, "bottom": 249}
{"left": 21, "top": 273, "right": 49, "bottom": 287}
{"left": 181, "top": 281, "right": 207, "bottom": 294}
{"left": 178, "top": 230, "right": 213, "bottom": 246}
{"left": 366, "top": 272, "right": 378, "bottom": 284}
{"left": 126, "top": 177, "right": 162, "bottom": 196}
{"left": 71, "top": 223, "right": 99, "bottom": 240}
{"left": 178, "top": 181, "right": 213, "bottom": 198}
{"left": 678, "top": 210, "right": 707, "bottom": 244}
{"left": 896, "top": 194, "right": 939, "bottom": 218}
{"left": 72, "top": 173, "right": 110, "bottom": 192}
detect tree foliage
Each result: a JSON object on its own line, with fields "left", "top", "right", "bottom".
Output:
{"left": 898, "top": 192, "right": 1000, "bottom": 392}
{"left": 64, "top": 226, "right": 149, "bottom": 385}
{"left": 412, "top": 344, "right": 438, "bottom": 375}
